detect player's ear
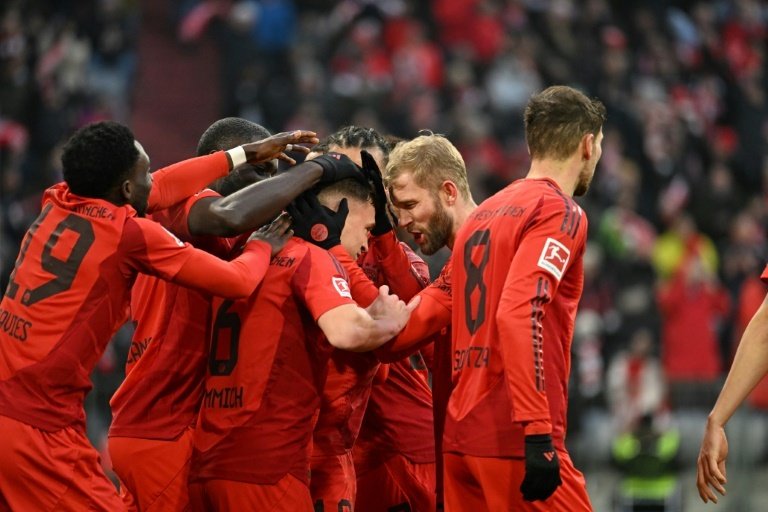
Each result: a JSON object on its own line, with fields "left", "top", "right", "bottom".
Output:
{"left": 581, "top": 133, "right": 595, "bottom": 161}
{"left": 440, "top": 180, "right": 459, "bottom": 206}
{"left": 120, "top": 179, "right": 132, "bottom": 202}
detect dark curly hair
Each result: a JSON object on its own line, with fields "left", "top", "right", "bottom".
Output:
{"left": 326, "top": 125, "right": 390, "bottom": 163}
{"left": 62, "top": 121, "right": 140, "bottom": 198}
{"left": 196, "top": 117, "right": 271, "bottom": 156}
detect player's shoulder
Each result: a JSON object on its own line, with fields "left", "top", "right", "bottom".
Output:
{"left": 122, "top": 216, "right": 187, "bottom": 248}
{"left": 272, "top": 237, "right": 339, "bottom": 272}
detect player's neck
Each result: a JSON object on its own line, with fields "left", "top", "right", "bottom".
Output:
{"left": 447, "top": 198, "right": 477, "bottom": 250}
{"left": 526, "top": 158, "right": 579, "bottom": 196}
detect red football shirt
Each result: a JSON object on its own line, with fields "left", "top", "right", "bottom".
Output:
{"left": 313, "top": 232, "right": 430, "bottom": 456}
{"left": 445, "top": 177, "right": 588, "bottom": 458}
{"left": 190, "top": 238, "right": 356, "bottom": 486}
{"left": 0, "top": 183, "right": 270, "bottom": 432}
{"left": 109, "top": 190, "right": 234, "bottom": 439}
{"left": 352, "top": 233, "right": 435, "bottom": 469}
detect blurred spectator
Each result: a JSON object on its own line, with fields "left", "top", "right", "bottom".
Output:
{"left": 658, "top": 255, "right": 730, "bottom": 408}
{"left": 652, "top": 212, "right": 718, "bottom": 282}
{"left": 611, "top": 413, "right": 682, "bottom": 512}
{"left": 607, "top": 328, "right": 667, "bottom": 434}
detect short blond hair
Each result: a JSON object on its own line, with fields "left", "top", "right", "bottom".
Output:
{"left": 384, "top": 134, "right": 471, "bottom": 200}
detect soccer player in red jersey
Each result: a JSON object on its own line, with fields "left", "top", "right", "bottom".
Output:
{"left": 107, "top": 118, "right": 361, "bottom": 511}
{"left": 443, "top": 85, "right": 605, "bottom": 511}
{"left": 291, "top": 127, "right": 433, "bottom": 512}
{"left": 371, "top": 133, "right": 480, "bottom": 510}
{"left": 0, "top": 121, "right": 302, "bottom": 511}
{"left": 188, "top": 177, "right": 419, "bottom": 512}
{"left": 697, "top": 264, "right": 768, "bottom": 504}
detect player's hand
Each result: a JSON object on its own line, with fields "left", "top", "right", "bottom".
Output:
{"left": 241, "top": 130, "right": 319, "bottom": 166}
{"left": 248, "top": 212, "right": 293, "bottom": 257}
{"left": 312, "top": 152, "right": 369, "bottom": 186}
{"left": 366, "top": 285, "right": 421, "bottom": 332}
{"left": 697, "top": 420, "right": 728, "bottom": 503}
{"left": 360, "top": 150, "right": 396, "bottom": 236}
{"left": 287, "top": 193, "right": 346, "bottom": 250}
{"left": 521, "top": 434, "right": 562, "bottom": 501}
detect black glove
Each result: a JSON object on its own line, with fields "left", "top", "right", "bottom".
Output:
{"left": 520, "top": 434, "right": 562, "bottom": 501}
{"left": 287, "top": 193, "right": 347, "bottom": 250}
{"left": 312, "top": 152, "right": 367, "bottom": 186}
{"left": 360, "top": 150, "right": 396, "bottom": 236}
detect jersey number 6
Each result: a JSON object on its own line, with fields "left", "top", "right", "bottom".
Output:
{"left": 209, "top": 300, "right": 241, "bottom": 376}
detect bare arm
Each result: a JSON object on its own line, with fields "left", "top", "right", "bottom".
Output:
{"left": 710, "top": 293, "right": 768, "bottom": 424}
{"left": 187, "top": 161, "right": 325, "bottom": 237}
{"left": 317, "top": 285, "right": 420, "bottom": 352}
{"left": 697, "top": 292, "right": 768, "bottom": 503}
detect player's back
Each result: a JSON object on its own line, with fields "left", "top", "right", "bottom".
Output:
{"left": 313, "top": 348, "right": 379, "bottom": 455}
{"left": 446, "top": 178, "right": 587, "bottom": 458}
{"left": 0, "top": 184, "right": 165, "bottom": 430}
{"left": 353, "top": 241, "right": 434, "bottom": 465}
{"left": 191, "top": 237, "right": 355, "bottom": 486}
{"left": 354, "top": 355, "right": 434, "bottom": 471}
{"left": 109, "top": 193, "right": 233, "bottom": 439}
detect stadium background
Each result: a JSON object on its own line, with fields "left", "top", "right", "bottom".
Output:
{"left": 1, "top": 0, "right": 767, "bottom": 510}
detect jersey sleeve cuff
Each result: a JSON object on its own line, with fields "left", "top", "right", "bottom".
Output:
{"left": 522, "top": 419, "right": 552, "bottom": 436}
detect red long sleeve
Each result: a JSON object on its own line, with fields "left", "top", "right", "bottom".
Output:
{"left": 329, "top": 245, "right": 379, "bottom": 307}
{"left": 368, "top": 231, "right": 430, "bottom": 301}
{"left": 375, "top": 261, "right": 452, "bottom": 361}
{"left": 147, "top": 152, "right": 229, "bottom": 212}
{"left": 172, "top": 239, "right": 271, "bottom": 299}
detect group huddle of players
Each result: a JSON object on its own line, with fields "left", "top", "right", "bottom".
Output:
{"left": 0, "top": 85, "right": 607, "bottom": 511}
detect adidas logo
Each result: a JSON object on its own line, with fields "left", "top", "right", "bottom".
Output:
{"left": 543, "top": 451, "right": 555, "bottom": 462}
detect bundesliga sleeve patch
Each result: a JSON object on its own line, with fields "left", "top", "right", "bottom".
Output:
{"left": 332, "top": 276, "right": 352, "bottom": 298}
{"left": 537, "top": 237, "right": 570, "bottom": 281}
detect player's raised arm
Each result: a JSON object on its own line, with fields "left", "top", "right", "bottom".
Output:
{"left": 361, "top": 149, "right": 430, "bottom": 300}
{"left": 126, "top": 213, "right": 292, "bottom": 299}
{"left": 147, "top": 130, "right": 320, "bottom": 212}
{"left": 191, "top": 153, "right": 368, "bottom": 237}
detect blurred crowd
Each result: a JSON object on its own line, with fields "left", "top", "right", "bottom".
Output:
{"left": 2, "top": 0, "right": 768, "bottom": 484}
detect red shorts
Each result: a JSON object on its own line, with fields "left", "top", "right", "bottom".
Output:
{"left": 310, "top": 450, "right": 355, "bottom": 511}
{"left": 0, "top": 415, "right": 124, "bottom": 512}
{"left": 443, "top": 451, "right": 592, "bottom": 512}
{"left": 189, "top": 475, "right": 313, "bottom": 511}
{"left": 355, "top": 453, "right": 436, "bottom": 512}
{"left": 109, "top": 425, "right": 194, "bottom": 511}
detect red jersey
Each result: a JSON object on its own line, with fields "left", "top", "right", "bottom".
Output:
{"left": 352, "top": 233, "right": 434, "bottom": 468}
{"left": 369, "top": 260, "right": 454, "bottom": 496}
{"left": 109, "top": 190, "right": 233, "bottom": 440}
{"left": 190, "top": 238, "right": 356, "bottom": 486}
{"left": 313, "top": 232, "right": 430, "bottom": 456}
{"left": 0, "top": 182, "right": 270, "bottom": 432}
{"left": 445, "top": 178, "right": 587, "bottom": 458}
